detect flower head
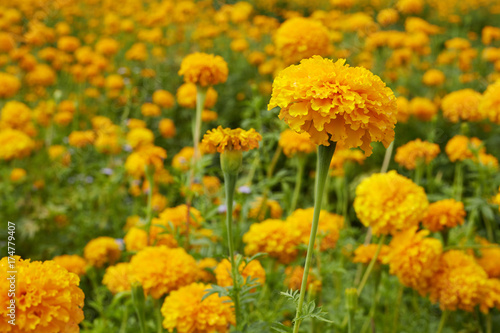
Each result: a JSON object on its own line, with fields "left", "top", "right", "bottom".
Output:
{"left": 285, "top": 266, "right": 322, "bottom": 293}
{"left": 53, "top": 254, "right": 87, "bottom": 276}
{"left": 278, "top": 129, "right": 316, "bottom": 157}
{"left": 0, "top": 129, "right": 35, "bottom": 160}
{"left": 268, "top": 56, "right": 397, "bottom": 155}
{"left": 442, "top": 89, "right": 484, "bottom": 123}
{"left": 201, "top": 126, "right": 262, "bottom": 153}
{"left": 83, "top": 237, "right": 121, "bottom": 268}
{"left": 475, "top": 237, "right": 500, "bottom": 279}
{"left": 215, "top": 258, "right": 266, "bottom": 288}
{"left": 352, "top": 244, "right": 391, "bottom": 264}
{"left": 394, "top": 139, "right": 440, "bottom": 170}
{"left": 102, "top": 263, "right": 133, "bottom": 294}
{"left": 480, "top": 79, "right": 500, "bottom": 124}
{"left": 353, "top": 171, "right": 428, "bottom": 235}
{"left": 161, "top": 282, "right": 235, "bottom": 333}
{"left": 178, "top": 52, "right": 228, "bottom": 87}
{"left": 421, "top": 199, "right": 466, "bottom": 232}
{"left": 130, "top": 246, "right": 197, "bottom": 299}
{"left": 445, "top": 135, "right": 484, "bottom": 162}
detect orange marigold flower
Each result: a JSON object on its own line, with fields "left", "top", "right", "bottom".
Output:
{"left": 141, "top": 102, "right": 161, "bottom": 117}
{"left": 278, "top": 129, "right": 316, "bottom": 157}
{"left": 178, "top": 52, "right": 228, "bottom": 87}
{"left": 215, "top": 259, "right": 266, "bottom": 288}
{"left": 329, "top": 147, "right": 366, "bottom": 176}
{"left": 422, "top": 69, "right": 445, "bottom": 86}
{"left": 0, "top": 257, "right": 85, "bottom": 333}
{"left": 0, "top": 128, "right": 35, "bottom": 160}
{"left": 126, "top": 127, "right": 154, "bottom": 149}
{"left": 429, "top": 250, "right": 488, "bottom": 311}
{"left": 155, "top": 204, "right": 204, "bottom": 233}
{"left": 124, "top": 145, "right": 167, "bottom": 179}
{"left": 153, "top": 89, "right": 175, "bottom": 108}
{"left": 480, "top": 278, "right": 500, "bottom": 313}
{"left": 201, "top": 126, "right": 262, "bottom": 153}
{"left": 410, "top": 97, "right": 438, "bottom": 121}
{"left": 243, "top": 219, "right": 299, "bottom": 264}
{"left": 68, "top": 130, "right": 96, "bottom": 148}
{"left": 353, "top": 171, "right": 428, "bottom": 235}
{"left": 442, "top": 89, "right": 484, "bottom": 123}
{"left": 479, "top": 153, "right": 499, "bottom": 169}
{"left": 102, "top": 263, "right": 133, "bottom": 294}
{"left": 0, "top": 72, "right": 20, "bottom": 98}
{"left": 83, "top": 236, "right": 121, "bottom": 268}
{"left": 130, "top": 246, "right": 197, "bottom": 299}
{"left": 377, "top": 8, "right": 399, "bottom": 27}
{"left": 248, "top": 197, "right": 283, "bottom": 221}
{"left": 386, "top": 227, "right": 442, "bottom": 294}
{"left": 352, "top": 243, "right": 391, "bottom": 264}
{"left": 53, "top": 254, "right": 87, "bottom": 277}
{"left": 479, "top": 80, "right": 500, "bottom": 124}
{"left": 274, "top": 17, "right": 330, "bottom": 65}
{"left": 176, "top": 83, "right": 218, "bottom": 109}
{"left": 396, "top": 96, "right": 411, "bottom": 123}
{"left": 268, "top": 56, "right": 397, "bottom": 156}
{"left": 445, "top": 135, "right": 484, "bottom": 162}
{"left": 394, "top": 138, "right": 440, "bottom": 170}
{"left": 196, "top": 258, "right": 218, "bottom": 283}
{"left": 172, "top": 146, "right": 195, "bottom": 171}
{"left": 161, "top": 282, "right": 235, "bottom": 333}
{"left": 285, "top": 266, "right": 322, "bottom": 293}
{"left": 421, "top": 199, "right": 466, "bottom": 232}
{"left": 159, "top": 118, "right": 176, "bottom": 138}
{"left": 475, "top": 237, "right": 500, "bottom": 279}
{"left": 10, "top": 168, "right": 27, "bottom": 182}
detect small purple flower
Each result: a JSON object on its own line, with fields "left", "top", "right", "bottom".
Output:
{"left": 238, "top": 185, "right": 251, "bottom": 194}
{"left": 101, "top": 168, "right": 113, "bottom": 175}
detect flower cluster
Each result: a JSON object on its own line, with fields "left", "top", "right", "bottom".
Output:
{"left": 178, "top": 52, "right": 228, "bottom": 87}
{"left": 421, "top": 199, "right": 466, "bottom": 232}
{"left": 201, "top": 126, "right": 262, "bottom": 153}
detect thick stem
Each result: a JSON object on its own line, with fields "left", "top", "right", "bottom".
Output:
{"left": 357, "top": 235, "right": 386, "bottom": 296}
{"left": 290, "top": 155, "right": 306, "bottom": 214}
{"left": 292, "top": 143, "right": 336, "bottom": 333}
{"left": 391, "top": 284, "right": 404, "bottom": 333}
{"left": 223, "top": 171, "right": 242, "bottom": 328}
{"left": 154, "top": 298, "right": 163, "bottom": 333}
{"left": 436, "top": 311, "right": 449, "bottom": 333}
{"left": 380, "top": 141, "right": 394, "bottom": 173}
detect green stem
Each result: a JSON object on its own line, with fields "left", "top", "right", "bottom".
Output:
{"left": 192, "top": 85, "right": 207, "bottom": 171}
{"left": 436, "top": 311, "right": 449, "bottom": 333}
{"left": 145, "top": 166, "right": 155, "bottom": 246}
{"left": 131, "top": 285, "right": 147, "bottom": 333}
{"left": 391, "top": 284, "right": 404, "bottom": 333}
{"left": 486, "top": 312, "right": 492, "bottom": 333}
{"left": 342, "top": 173, "right": 350, "bottom": 228}
{"left": 414, "top": 160, "right": 424, "bottom": 186}
{"left": 380, "top": 141, "right": 394, "bottom": 173}
{"left": 453, "top": 162, "right": 464, "bottom": 201}
{"left": 292, "top": 143, "right": 336, "bottom": 333}
{"left": 290, "top": 155, "right": 306, "bottom": 214}
{"left": 357, "top": 235, "right": 386, "bottom": 296}
{"left": 426, "top": 162, "right": 434, "bottom": 193}
{"left": 223, "top": 171, "right": 242, "bottom": 329}
{"left": 154, "top": 298, "right": 163, "bottom": 333}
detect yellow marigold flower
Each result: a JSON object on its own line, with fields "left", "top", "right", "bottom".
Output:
{"left": 479, "top": 153, "right": 499, "bottom": 169}
{"left": 445, "top": 37, "right": 471, "bottom": 50}
{"left": 243, "top": 219, "right": 299, "bottom": 264}
{"left": 10, "top": 168, "right": 26, "bottom": 182}
{"left": 125, "top": 42, "right": 147, "bottom": 61}
{"left": 178, "top": 52, "right": 228, "bottom": 87}
{"left": 396, "top": 0, "right": 424, "bottom": 14}
{"left": 125, "top": 145, "right": 167, "bottom": 178}
{"left": 396, "top": 96, "right": 411, "bottom": 123}
{"left": 48, "top": 145, "right": 71, "bottom": 165}
{"left": 421, "top": 199, "right": 466, "bottom": 232}
{"left": 95, "top": 37, "right": 119, "bottom": 56}
{"left": 278, "top": 129, "right": 316, "bottom": 157}
{"left": 202, "top": 110, "right": 218, "bottom": 122}
{"left": 161, "top": 282, "right": 235, "bottom": 333}
{"left": 442, "top": 89, "right": 484, "bottom": 123}
{"left": 480, "top": 278, "right": 500, "bottom": 313}
{"left": 83, "top": 236, "right": 121, "bottom": 268}
{"left": 475, "top": 237, "right": 500, "bottom": 279}
{"left": 140, "top": 102, "right": 161, "bottom": 117}
{"left": 57, "top": 35, "right": 81, "bottom": 52}
{"left": 102, "top": 263, "right": 133, "bottom": 294}
{"left": 0, "top": 72, "right": 20, "bottom": 98}
{"left": 274, "top": 17, "right": 330, "bottom": 65}
{"left": 409, "top": 97, "right": 438, "bottom": 121}
{"left": 196, "top": 258, "right": 218, "bottom": 283}
{"left": 201, "top": 126, "right": 262, "bottom": 153}
{"left": 25, "top": 64, "right": 56, "bottom": 86}
{"left": 105, "top": 74, "right": 124, "bottom": 90}
{"left": 68, "top": 130, "right": 96, "bottom": 148}
{"left": 387, "top": 227, "right": 442, "bottom": 294}
{"left": 124, "top": 227, "right": 148, "bottom": 251}
{"left": 130, "top": 246, "right": 197, "bottom": 299}
{"left": 422, "top": 69, "right": 446, "bottom": 86}
{"left": 215, "top": 258, "right": 266, "bottom": 289}
{"left": 126, "top": 127, "right": 154, "bottom": 149}
{"left": 445, "top": 135, "right": 484, "bottom": 162}
{"left": 172, "top": 146, "right": 195, "bottom": 171}
{"left": 0, "top": 257, "right": 84, "bottom": 333}
{"left": 285, "top": 266, "right": 322, "bottom": 293}
{"left": 353, "top": 171, "right": 428, "bottom": 235}
{"left": 394, "top": 139, "right": 440, "bottom": 170}
{"left": 0, "top": 128, "right": 35, "bottom": 160}
{"left": 376, "top": 8, "right": 399, "bottom": 26}
{"left": 429, "top": 250, "right": 488, "bottom": 311}
{"left": 482, "top": 26, "right": 500, "bottom": 45}
{"left": 53, "top": 254, "right": 87, "bottom": 276}
{"left": 329, "top": 147, "right": 366, "bottom": 176}
{"left": 248, "top": 197, "right": 283, "bottom": 221}
{"left": 352, "top": 244, "right": 391, "bottom": 264}
{"left": 176, "top": 83, "right": 218, "bottom": 109}
{"left": 153, "top": 89, "right": 175, "bottom": 108}
{"left": 479, "top": 80, "right": 500, "bottom": 124}
{"left": 155, "top": 204, "right": 204, "bottom": 233}
{"left": 287, "top": 208, "right": 344, "bottom": 251}
{"left": 158, "top": 118, "right": 176, "bottom": 138}
{"left": 268, "top": 56, "right": 397, "bottom": 156}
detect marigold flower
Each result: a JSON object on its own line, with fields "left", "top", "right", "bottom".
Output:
{"left": 83, "top": 237, "right": 121, "bottom": 268}
{"left": 53, "top": 254, "right": 87, "bottom": 277}
{"left": 475, "top": 237, "right": 500, "bottom": 278}
{"left": 422, "top": 69, "right": 446, "bottom": 86}
{"left": 0, "top": 128, "right": 35, "bottom": 160}
{"left": 445, "top": 135, "right": 484, "bottom": 162}
{"left": 353, "top": 171, "right": 428, "bottom": 235}
{"left": 409, "top": 97, "right": 438, "bottom": 121}
{"left": 0, "top": 72, "right": 20, "bottom": 98}
{"left": 176, "top": 83, "right": 218, "bottom": 109}
{"left": 329, "top": 147, "right": 366, "bottom": 176}
{"left": 161, "top": 282, "right": 235, "bottom": 333}
{"left": 352, "top": 244, "right": 391, "bottom": 264}
{"left": 153, "top": 89, "right": 175, "bottom": 108}
{"left": 196, "top": 258, "right": 218, "bottom": 283}
{"left": 429, "top": 250, "right": 488, "bottom": 311}
{"left": 377, "top": 8, "right": 399, "bottom": 26}
{"left": 248, "top": 197, "right": 283, "bottom": 221}
{"left": 394, "top": 139, "right": 440, "bottom": 170}
{"left": 201, "top": 126, "right": 262, "bottom": 153}
{"left": 126, "top": 127, "right": 154, "bottom": 150}
{"left": 158, "top": 118, "right": 176, "bottom": 138}
{"left": 274, "top": 17, "right": 330, "bottom": 65}
{"left": 215, "top": 259, "right": 266, "bottom": 288}
{"left": 479, "top": 80, "right": 500, "bottom": 124}
{"left": 278, "top": 129, "right": 316, "bottom": 157}
{"left": 141, "top": 102, "right": 161, "bottom": 117}
{"left": 396, "top": 96, "right": 411, "bottom": 123}
{"left": 155, "top": 204, "right": 204, "bottom": 233}
{"left": 386, "top": 227, "right": 442, "bottom": 294}
{"left": 57, "top": 35, "right": 81, "bottom": 52}
{"left": 0, "top": 257, "right": 85, "bottom": 333}
{"left": 172, "top": 147, "right": 195, "bottom": 171}
{"left": 102, "top": 263, "right": 133, "bottom": 294}
{"left": 25, "top": 64, "right": 56, "bottom": 86}
{"left": 95, "top": 37, "right": 119, "bottom": 56}
{"left": 202, "top": 110, "right": 218, "bottom": 122}
{"left": 396, "top": 0, "right": 424, "bottom": 14}
{"left": 243, "top": 219, "right": 299, "bottom": 264}
{"left": 285, "top": 266, "right": 322, "bottom": 293}
{"left": 442, "top": 89, "right": 484, "bottom": 123}
{"left": 124, "top": 145, "right": 167, "bottom": 179}
{"left": 68, "top": 130, "right": 96, "bottom": 148}
{"left": 480, "top": 278, "right": 500, "bottom": 313}
{"left": 268, "top": 56, "right": 397, "bottom": 155}
{"left": 130, "top": 246, "right": 197, "bottom": 299}
{"left": 421, "top": 199, "right": 466, "bottom": 232}
{"left": 178, "top": 52, "right": 228, "bottom": 87}
{"left": 479, "top": 153, "right": 499, "bottom": 169}
{"left": 10, "top": 168, "right": 27, "bottom": 182}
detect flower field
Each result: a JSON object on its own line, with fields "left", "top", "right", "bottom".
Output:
{"left": 2, "top": 0, "right": 500, "bottom": 332}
